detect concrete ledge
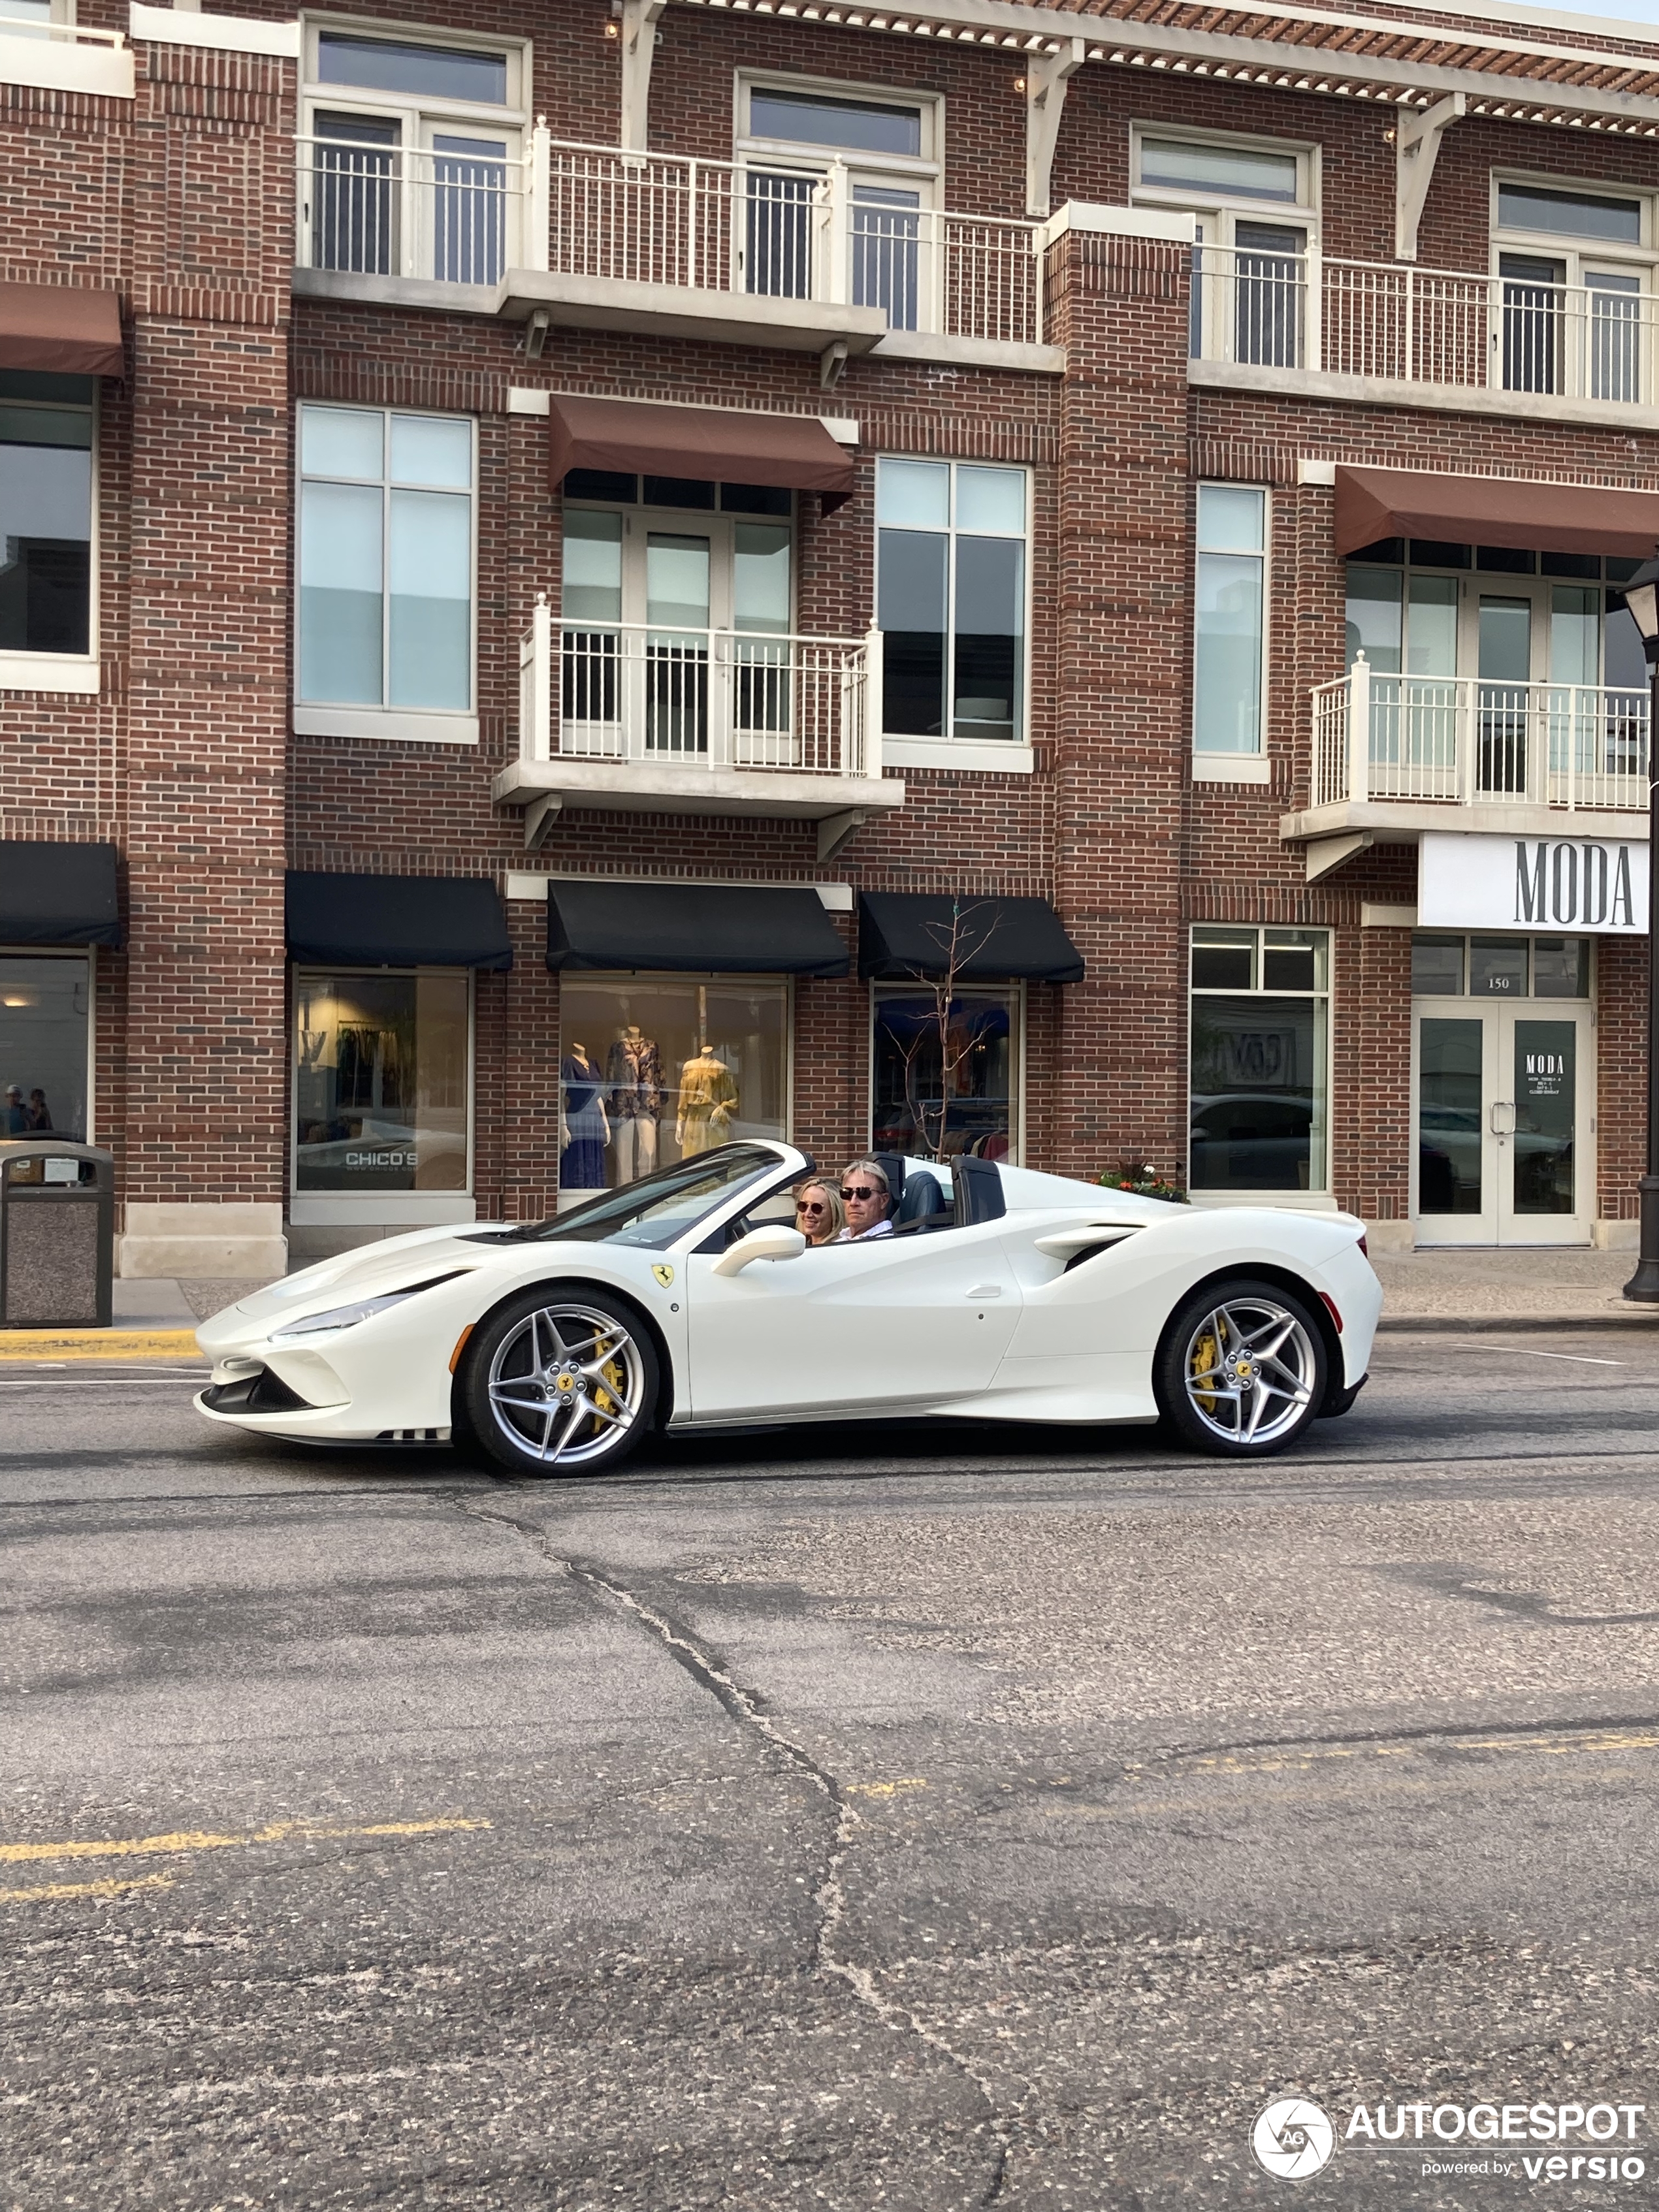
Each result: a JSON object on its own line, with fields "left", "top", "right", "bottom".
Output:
{"left": 0, "top": 1328, "right": 202, "bottom": 1360}
{"left": 118, "top": 1203, "right": 285, "bottom": 1281}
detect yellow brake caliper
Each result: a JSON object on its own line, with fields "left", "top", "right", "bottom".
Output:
{"left": 1191, "top": 1324, "right": 1221, "bottom": 1413}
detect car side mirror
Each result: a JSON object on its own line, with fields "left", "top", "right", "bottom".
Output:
{"left": 710, "top": 1224, "right": 808, "bottom": 1278}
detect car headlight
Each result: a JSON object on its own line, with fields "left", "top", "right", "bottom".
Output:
{"left": 268, "top": 1272, "right": 467, "bottom": 1343}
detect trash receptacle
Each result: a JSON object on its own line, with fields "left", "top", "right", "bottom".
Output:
{"left": 0, "top": 1141, "right": 114, "bottom": 1328}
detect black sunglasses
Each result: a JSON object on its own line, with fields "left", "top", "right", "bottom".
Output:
{"left": 841, "top": 1185, "right": 880, "bottom": 1202}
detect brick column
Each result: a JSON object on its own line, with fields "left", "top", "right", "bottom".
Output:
{"left": 116, "top": 38, "right": 294, "bottom": 1276}
{"left": 1044, "top": 210, "right": 1193, "bottom": 1185}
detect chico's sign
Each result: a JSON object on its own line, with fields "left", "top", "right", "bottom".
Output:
{"left": 1419, "top": 831, "right": 1649, "bottom": 935}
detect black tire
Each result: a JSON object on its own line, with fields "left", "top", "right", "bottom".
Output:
{"left": 1155, "top": 1276, "right": 1327, "bottom": 1458}
{"left": 463, "top": 1283, "right": 658, "bottom": 1480}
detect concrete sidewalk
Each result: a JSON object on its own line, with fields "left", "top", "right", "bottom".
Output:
{"left": 1371, "top": 1248, "right": 1659, "bottom": 1331}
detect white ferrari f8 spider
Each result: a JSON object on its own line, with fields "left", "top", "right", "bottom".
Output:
{"left": 195, "top": 1142, "right": 1381, "bottom": 1471}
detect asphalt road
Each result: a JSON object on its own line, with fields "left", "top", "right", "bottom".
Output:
{"left": 5, "top": 1330, "right": 1659, "bottom": 2210}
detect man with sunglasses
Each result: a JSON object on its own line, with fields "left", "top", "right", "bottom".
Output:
{"left": 835, "top": 1159, "right": 894, "bottom": 1242}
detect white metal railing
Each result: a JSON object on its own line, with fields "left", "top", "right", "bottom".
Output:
{"left": 1193, "top": 244, "right": 1659, "bottom": 406}
{"left": 296, "top": 133, "right": 541, "bottom": 286}
{"left": 1311, "top": 656, "right": 1651, "bottom": 813}
{"left": 519, "top": 600, "right": 879, "bottom": 777}
{"left": 545, "top": 140, "right": 1044, "bottom": 345}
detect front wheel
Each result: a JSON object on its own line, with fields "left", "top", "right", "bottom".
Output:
{"left": 1155, "top": 1278, "right": 1327, "bottom": 1457}
{"left": 464, "top": 1285, "right": 658, "bottom": 1479}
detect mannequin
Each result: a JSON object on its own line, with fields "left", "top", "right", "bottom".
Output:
{"left": 605, "top": 1021, "right": 664, "bottom": 1185}
{"left": 558, "top": 1041, "right": 609, "bottom": 1191}
{"left": 675, "top": 1037, "right": 738, "bottom": 1159}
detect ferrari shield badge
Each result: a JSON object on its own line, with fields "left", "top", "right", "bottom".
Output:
{"left": 652, "top": 1264, "right": 675, "bottom": 1288}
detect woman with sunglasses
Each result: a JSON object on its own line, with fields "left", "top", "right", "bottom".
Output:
{"left": 794, "top": 1179, "right": 845, "bottom": 1247}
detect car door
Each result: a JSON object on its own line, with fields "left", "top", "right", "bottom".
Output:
{"left": 684, "top": 1216, "right": 1022, "bottom": 1421}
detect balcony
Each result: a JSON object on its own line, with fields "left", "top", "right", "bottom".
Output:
{"left": 494, "top": 600, "right": 903, "bottom": 854}
{"left": 293, "top": 131, "right": 1058, "bottom": 368}
{"left": 1190, "top": 243, "right": 1659, "bottom": 424}
{"left": 1285, "top": 656, "right": 1651, "bottom": 845}
{"left": 0, "top": 18, "right": 131, "bottom": 98}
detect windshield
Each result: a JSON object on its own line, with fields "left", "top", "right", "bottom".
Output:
{"left": 499, "top": 1145, "right": 782, "bottom": 1250}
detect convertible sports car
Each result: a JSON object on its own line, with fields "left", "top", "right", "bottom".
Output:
{"left": 195, "top": 1142, "right": 1381, "bottom": 1470}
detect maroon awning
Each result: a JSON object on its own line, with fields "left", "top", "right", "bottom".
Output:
{"left": 549, "top": 394, "right": 856, "bottom": 508}
{"left": 0, "top": 281, "right": 123, "bottom": 377}
{"left": 1335, "top": 464, "right": 1659, "bottom": 559}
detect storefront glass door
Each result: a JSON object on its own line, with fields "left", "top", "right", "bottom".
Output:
{"left": 1413, "top": 1000, "right": 1593, "bottom": 1245}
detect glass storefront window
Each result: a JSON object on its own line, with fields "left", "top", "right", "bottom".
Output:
{"left": 293, "top": 970, "right": 470, "bottom": 1193}
{"left": 1412, "top": 934, "right": 1590, "bottom": 1000}
{"left": 1189, "top": 927, "right": 1329, "bottom": 1192}
{"left": 871, "top": 986, "right": 1020, "bottom": 1162}
{"left": 557, "top": 977, "right": 788, "bottom": 1198}
{"left": 0, "top": 954, "right": 89, "bottom": 1137}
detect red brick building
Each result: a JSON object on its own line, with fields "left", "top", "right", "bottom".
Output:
{"left": 4, "top": 0, "right": 1659, "bottom": 1272}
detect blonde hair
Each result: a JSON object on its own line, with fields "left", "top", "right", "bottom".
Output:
{"left": 795, "top": 1178, "right": 845, "bottom": 1243}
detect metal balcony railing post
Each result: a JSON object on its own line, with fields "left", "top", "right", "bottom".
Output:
{"left": 863, "top": 625, "right": 883, "bottom": 778}
{"left": 526, "top": 120, "right": 550, "bottom": 274}
{"left": 527, "top": 595, "right": 552, "bottom": 760}
{"left": 1348, "top": 654, "right": 1371, "bottom": 805}
{"left": 822, "top": 160, "right": 849, "bottom": 306}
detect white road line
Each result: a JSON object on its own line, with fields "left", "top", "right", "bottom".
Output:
{"left": 1438, "top": 1338, "right": 1624, "bottom": 1366}
{"left": 0, "top": 1376, "right": 206, "bottom": 1389}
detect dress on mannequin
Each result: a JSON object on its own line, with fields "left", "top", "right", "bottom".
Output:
{"left": 676, "top": 1045, "right": 739, "bottom": 1158}
{"left": 606, "top": 1026, "right": 664, "bottom": 1185}
{"left": 559, "top": 1045, "right": 609, "bottom": 1189}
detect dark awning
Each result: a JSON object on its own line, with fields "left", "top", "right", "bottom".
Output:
{"left": 546, "top": 881, "right": 849, "bottom": 976}
{"left": 0, "top": 281, "right": 123, "bottom": 377}
{"left": 1334, "top": 464, "right": 1659, "bottom": 559}
{"left": 0, "top": 841, "right": 120, "bottom": 947}
{"left": 858, "top": 893, "right": 1084, "bottom": 982}
{"left": 549, "top": 394, "right": 856, "bottom": 509}
{"left": 285, "top": 873, "right": 512, "bottom": 970}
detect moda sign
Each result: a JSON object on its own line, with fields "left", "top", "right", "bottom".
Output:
{"left": 1419, "top": 831, "right": 1651, "bottom": 935}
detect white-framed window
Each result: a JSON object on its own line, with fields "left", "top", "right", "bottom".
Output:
{"left": 735, "top": 74, "right": 940, "bottom": 327}
{"left": 292, "top": 965, "right": 472, "bottom": 1198}
{"left": 1194, "top": 484, "right": 1267, "bottom": 761}
{"left": 870, "top": 980, "right": 1022, "bottom": 1164}
{"left": 876, "top": 458, "right": 1029, "bottom": 761}
{"left": 295, "top": 402, "right": 477, "bottom": 743}
{"left": 1492, "top": 174, "right": 1657, "bottom": 404}
{"left": 1189, "top": 926, "right": 1329, "bottom": 1196}
{"left": 0, "top": 948, "right": 93, "bottom": 1142}
{"left": 0, "top": 369, "right": 97, "bottom": 694}
{"left": 558, "top": 474, "right": 795, "bottom": 761}
{"left": 300, "top": 19, "right": 527, "bottom": 284}
{"left": 1133, "top": 125, "right": 1319, "bottom": 369}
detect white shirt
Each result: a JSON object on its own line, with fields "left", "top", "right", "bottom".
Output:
{"left": 836, "top": 1219, "right": 894, "bottom": 1241}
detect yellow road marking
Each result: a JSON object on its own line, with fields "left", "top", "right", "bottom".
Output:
{"left": 0, "top": 1328, "right": 203, "bottom": 1364}
{"left": 0, "top": 1872, "right": 175, "bottom": 1904}
{"left": 0, "top": 1814, "right": 491, "bottom": 1868}
{"left": 845, "top": 1778, "right": 929, "bottom": 1799}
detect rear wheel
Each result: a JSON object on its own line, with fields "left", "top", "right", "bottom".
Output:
{"left": 1155, "top": 1277, "right": 1326, "bottom": 1457}
{"left": 464, "top": 1285, "right": 658, "bottom": 1479}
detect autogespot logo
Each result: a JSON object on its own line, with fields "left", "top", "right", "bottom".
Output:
{"left": 1251, "top": 2098, "right": 1336, "bottom": 2181}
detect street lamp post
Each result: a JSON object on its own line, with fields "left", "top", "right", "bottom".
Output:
{"left": 1621, "top": 549, "right": 1659, "bottom": 1302}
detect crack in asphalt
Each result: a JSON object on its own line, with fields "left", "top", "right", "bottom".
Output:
{"left": 443, "top": 1489, "right": 1016, "bottom": 2208}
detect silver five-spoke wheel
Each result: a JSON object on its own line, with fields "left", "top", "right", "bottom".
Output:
{"left": 474, "top": 1296, "right": 654, "bottom": 1474}
{"left": 1156, "top": 1278, "right": 1328, "bottom": 1456}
